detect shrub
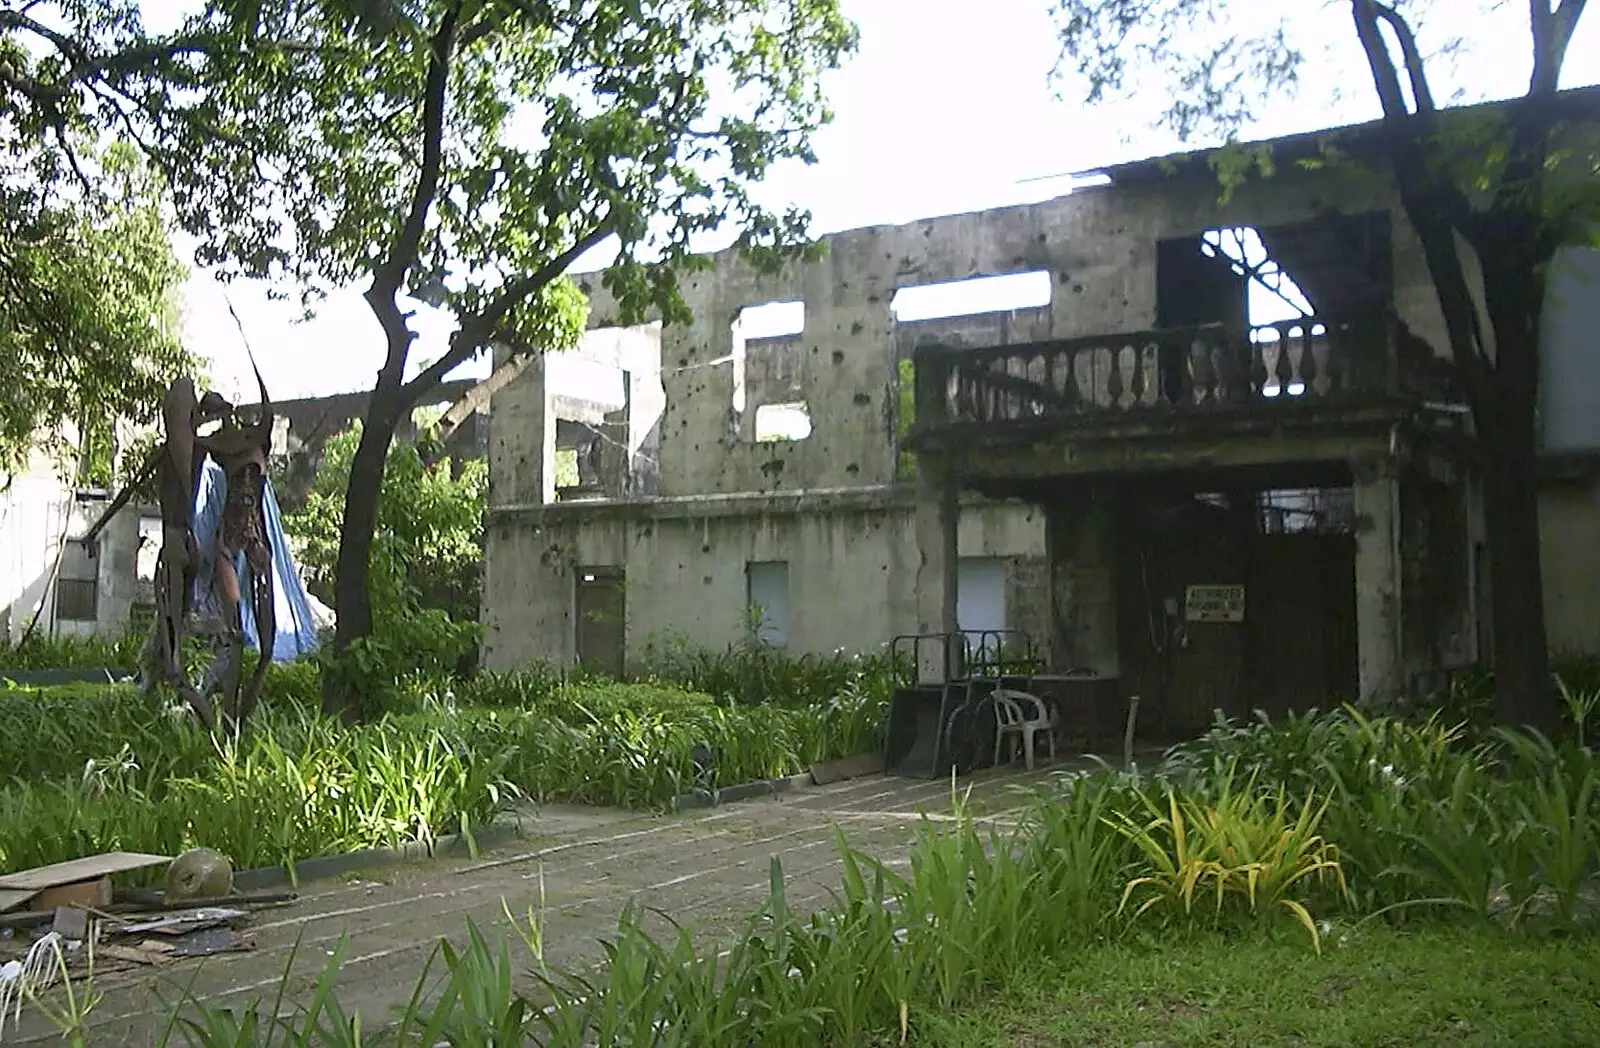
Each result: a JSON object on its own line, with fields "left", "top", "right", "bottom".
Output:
{"left": 0, "top": 658, "right": 888, "bottom": 876}
{"left": 1107, "top": 773, "right": 1349, "bottom": 952}
{"left": 632, "top": 631, "right": 904, "bottom": 710}
{"left": 1158, "top": 704, "right": 1600, "bottom": 928}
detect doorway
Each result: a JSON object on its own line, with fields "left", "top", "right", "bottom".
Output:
{"left": 1119, "top": 484, "right": 1359, "bottom": 737}
{"left": 575, "top": 568, "right": 626, "bottom": 679}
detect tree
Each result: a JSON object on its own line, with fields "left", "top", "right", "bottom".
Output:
{"left": 283, "top": 422, "right": 486, "bottom": 693}
{"left": 146, "top": 0, "right": 855, "bottom": 718}
{"left": 288, "top": 423, "right": 487, "bottom": 626}
{"left": 0, "top": 138, "right": 195, "bottom": 477}
{"left": 1051, "top": 0, "right": 1597, "bottom": 732}
{"left": 2, "top": 0, "right": 337, "bottom": 478}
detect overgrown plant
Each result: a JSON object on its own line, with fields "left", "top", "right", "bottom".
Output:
{"left": 1107, "top": 772, "right": 1349, "bottom": 953}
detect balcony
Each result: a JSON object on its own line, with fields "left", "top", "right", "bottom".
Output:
{"left": 906, "top": 316, "right": 1435, "bottom": 453}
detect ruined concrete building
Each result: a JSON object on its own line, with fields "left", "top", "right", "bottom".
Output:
{"left": 482, "top": 94, "right": 1600, "bottom": 736}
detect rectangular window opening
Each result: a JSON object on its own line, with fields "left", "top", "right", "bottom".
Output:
{"left": 754, "top": 401, "right": 812, "bottom": 443}
{"left": 136, "top": 518, "right": 162, "bottom": 583}
{"left": 891, "top": 270, "right": 1052, "bottom": 324}
{"left": 956, "top": 557, "right": 1008, "bottom": 659}
{"left": 554, "top": 446, "right": 581, "bottom": 489}
{"left": 730, "top": 302, "right": 806, "bottom": 419}
{"left": 735, "top": 300, "right": 805, "bottom": 340}
{"left": 895, "top": 358, "right": 918, "bottom": 480}
{"left": 56, "top": 579, "right": 98, "bottom": 622}
{"left": 746, "top": 561, "right": 790, "bottom": 647}
{"left": 57, "top": 540, "right": 100, "bottom": 623}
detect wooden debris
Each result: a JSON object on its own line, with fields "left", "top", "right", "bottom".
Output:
{"left": 0, "top": 889, "right": 35, "bottom": 915}
{"left": 116, "top": 908, "right": 248, "bottom": 937}
{"left": 170, "top": 928, "right": 255, "bottom": 958}
{"left": 0, "top": 852, "right": 171, "bottom": 916}
{"left": 0, "top": 853, "right": 170, "bottom": 891}
{"left": 96, "top": 944, "right": 176, "bottom": 968}
{"left": 114, "top": 889, "right": 298, "bottom": 911}
{"left": 2, "top": 851, "right": 283, "bottom": 970}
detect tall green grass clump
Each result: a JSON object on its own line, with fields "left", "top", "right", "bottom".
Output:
{"left": 632, "top": 631, "right": 905, "bottom": 710}
{"left": 1163, "top": 700, "right": 1600, "bottom": 928}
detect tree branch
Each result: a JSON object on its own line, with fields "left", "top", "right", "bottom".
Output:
{"left": 1535, "top": 0, "right": 1586, "bottom": 94}
{"left": 1371, "top": 2, "right": 1435, "bottom": 114}
{"left": 367, "top": 4, "right": 460, "bottom": 311}
{"left": 1350, "top": 0, "right": 1494, "bottom": 400}
{"left": 400, "top": 220, "right": 614, "bottom": 403}
{"left": 424, "top": 341, "right": 535, "bottom": 452}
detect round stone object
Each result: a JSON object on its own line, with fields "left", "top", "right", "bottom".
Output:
{"left": 164, "top": 848, "right": 234, "bottom": 903}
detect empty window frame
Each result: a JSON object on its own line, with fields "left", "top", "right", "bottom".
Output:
{"left": 746, "top": 561, "right": 791, "bottom": 646}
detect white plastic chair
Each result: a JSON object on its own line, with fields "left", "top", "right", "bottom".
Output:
{"left": 992, "top": 689, "right": 1056, "bottom": 771}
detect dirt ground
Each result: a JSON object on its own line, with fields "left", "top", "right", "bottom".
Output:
{"left": 8, "top": 763, "right": 1072, "bottom": 1045}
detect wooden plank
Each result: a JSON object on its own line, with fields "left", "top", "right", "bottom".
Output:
{"left": 0, "top": 852, "right": 169, "bottom": 891}
{"left": 0, "top": 888, "right": 38, "bottom": 913}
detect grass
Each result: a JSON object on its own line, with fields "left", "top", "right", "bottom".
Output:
{"left": 12, "top": 707, "right": 1600, "bottom": 1045}
{"left": 0, "top": 643, "right": 894, "bottom": 876}
{"left": 915, "top": 922, "right": 1600, "bottom": 1047}
{"left": 8, "top": 635, "right": 1600, "bottom": 1044}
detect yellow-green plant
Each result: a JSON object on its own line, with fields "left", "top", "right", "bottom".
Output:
{"left": 1108, "top": 776, "right": 1349, "bottom": 953}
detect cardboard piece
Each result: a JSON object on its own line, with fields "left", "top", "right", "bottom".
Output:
{"left": 32, "top": 878, "right": 113, "bottom": 912}
{"left": 97, "top": 944, "right": 176, "bottom": 968}
{"left": 51, "top": 906, "right": 90, "bottom": 940}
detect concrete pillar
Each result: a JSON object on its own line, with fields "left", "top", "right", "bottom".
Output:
{"left": 1046, "top": 487, "right": 1121, "bottom": 675}
{"left": 487, "top": 345, "right": 554, "bottom": 508}
{"left": 913, "top": 457, "right": 959, "bottom": 682}
{"left": 1353, "top": 457, "right": 1404, "bottom": 702}
{"left": 1045, "top": 497, "right": 1087, "bottom": 673}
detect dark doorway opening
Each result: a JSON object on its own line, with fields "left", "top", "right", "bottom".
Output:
{"left": 575, "top": 567, "right": 626, "bottom": 680}
{"left": 1118, "top": 478, "right": 1359, "bottom": 738}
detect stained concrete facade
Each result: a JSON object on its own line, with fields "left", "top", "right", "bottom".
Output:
{"left": 482, "top": 110, "right": 1600, "bottom": 713}
{"left": 0, "top": 443, "right": 145, "bottom": 646}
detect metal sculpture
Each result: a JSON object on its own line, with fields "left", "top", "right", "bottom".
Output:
{"left": 85, "top": 365, "right": 276, "bottom": 729}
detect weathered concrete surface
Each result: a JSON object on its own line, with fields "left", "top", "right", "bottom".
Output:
{"left": 480, "top": 153, "right": 1452, "bottom": 676}
{"left": 482, "top": 490, "right": 1054, "bottom": 670}
{"left": 1540, "top": 473, "right": 1600, "bottom": 654}
{"left": 481, "top": 113, "right": 1600, "bottom": 683}
{"left": 10, "top": 766, "right": 1067, "bottom": 1046}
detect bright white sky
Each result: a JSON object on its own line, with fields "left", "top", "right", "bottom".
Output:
{"left": 142, "top": 0, "right": 1599, "bottom": 402}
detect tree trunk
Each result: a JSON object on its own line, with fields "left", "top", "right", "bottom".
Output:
{"left": 1475, "top": 352, "right": 1560, "bottom": 736}
{"left": 321, "top": 365, "right": 408, "bottom": 722}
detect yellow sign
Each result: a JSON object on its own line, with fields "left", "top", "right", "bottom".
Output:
{"left": 1184, "top": 584, "right": 1245, "bottom": 623}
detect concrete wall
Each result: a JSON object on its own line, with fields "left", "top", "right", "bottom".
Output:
{"left": 543, "top": 161, "right": 1452, "bottom": 502}
{"left": 1541, "top": 476, "right": 1600, "bottom": 654}
{"left": 1, "top": 450, "right": 144, "bottom": 647}
{"left": 1541, "top": 243, "right": 1600, "bottom": 453}
{"left": 485, "top": 146, "right": 1600, "bottom": 671}
{"left": 483, "top": 493, "right": 1045, "bottom": 670}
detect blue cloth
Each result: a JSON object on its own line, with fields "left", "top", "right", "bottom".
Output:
{"left": 189, "top": 458, "right": 321, "bottom": 660}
